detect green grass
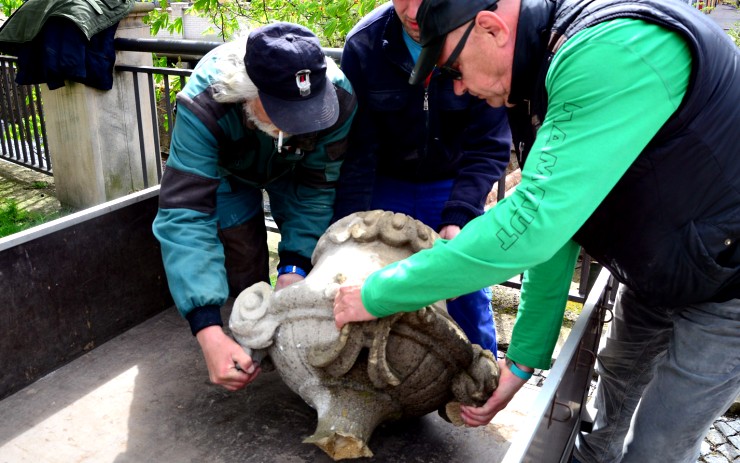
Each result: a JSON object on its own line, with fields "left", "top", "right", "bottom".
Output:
{"left": 0, "top": 199, "right": 61, "bottom": 238}
{"left": 30, "top": 181, "right": 49, "bottom": 189}
{"left": 728, "top": 21, "right": 740, "bottom": 47}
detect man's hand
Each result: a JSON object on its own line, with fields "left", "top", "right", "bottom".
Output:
{"left": 333, "top": 284, "right": 378, "bottom": 329}
{"left": 438, "top": 224, "right": 461, "bottom": 240}
{"left": 459, "top": 358, "right": 529, "bottom": 426}
{"left": 196, "top": 325, "right": 261, "bottom": 391}
{"left": 275, "top": 272, "right": 304, "bottom": 291}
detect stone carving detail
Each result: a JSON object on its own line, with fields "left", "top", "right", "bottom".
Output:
{"left": 229, "top": 210, "right": 499, "bottom": 460}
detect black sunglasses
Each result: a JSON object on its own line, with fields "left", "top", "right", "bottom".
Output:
{"left": 437, "top": 20, "right": 476, "bottom": 81}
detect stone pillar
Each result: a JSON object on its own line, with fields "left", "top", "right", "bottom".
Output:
{"left": 41, "top": 2, "right": 158, "bottom": 209}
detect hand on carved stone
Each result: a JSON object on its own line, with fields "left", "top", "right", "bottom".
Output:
{"left": 333, "top": 284, "right": 378, "bottom": 329}
{"left": 438, "top": 224, "right": 461, "bottom": 240}
{"left": 196, "top": 325, "right": 262, "bottom": 391}
{"left": 459, "top": 358, "right": 527, "bottom": 426}
{"left": 275, "top": 272, "right": 304, "bottom": 291}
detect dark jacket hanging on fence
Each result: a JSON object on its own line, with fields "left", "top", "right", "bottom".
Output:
{"left": 0, "top": 0, "right": 135, "bottom": 90}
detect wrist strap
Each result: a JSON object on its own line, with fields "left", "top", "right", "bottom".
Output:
{"left": 277, "top": 265, "right": 307, "bottom": 278}
{"left": 508, "top": 360, "right": 533, "bottom": 381}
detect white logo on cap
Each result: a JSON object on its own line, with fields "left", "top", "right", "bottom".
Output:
{"left": 295, "top": 70, "right": 311, "bottom": 97}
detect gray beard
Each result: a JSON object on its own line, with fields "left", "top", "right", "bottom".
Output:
{"left": 242, "top": 102, "right": 291, "bottom": 140}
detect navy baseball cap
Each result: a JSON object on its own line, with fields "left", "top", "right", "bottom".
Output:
{"left": 245, "top": 22, "right": 339, "bottom": 134}
{"left": 409, "top": 0, "right": 498, "bottom": 85}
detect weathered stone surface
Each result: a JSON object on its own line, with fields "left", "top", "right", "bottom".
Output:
{"left": 716, "top": 421, "right": 738, "bottom": 438}
{"left": 717, "top": 443, "right": 740, "bottom": 461}
{"left": 702, "top": 454, "right": 730, "bottom": 463}
{"left": 229, "top": 211, "right": 500, "bottom": 460}
{"left": 708, "top": 428, "right": 728, "bottom": 446}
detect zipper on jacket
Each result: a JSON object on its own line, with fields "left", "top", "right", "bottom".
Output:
{"left": 423, "top": 74, "right": 431, "bottom": 154}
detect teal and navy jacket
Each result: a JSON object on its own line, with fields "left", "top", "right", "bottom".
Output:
{"left": 153, "top": 42, "right": 357, "bottom": 333}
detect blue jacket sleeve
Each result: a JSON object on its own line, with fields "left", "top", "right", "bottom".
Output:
{"left": 442, "top": 101, "right": 512, "bottom": 228}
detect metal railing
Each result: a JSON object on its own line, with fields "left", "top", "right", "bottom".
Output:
{"left": 503, "top": 268, "right": 615, "bottom": 463}
{"left": 115, "top": 63, "right": 191, "bottom": 187}
{"left": 113, "top": 38, "right": 340, "bottom": 187}
{"left": 0, "top": 56, "right": 52, "bottom": 174}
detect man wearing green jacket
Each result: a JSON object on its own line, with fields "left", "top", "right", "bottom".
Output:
{"left": 333, "top": 0, "right": 740, "bottom": 461}
{"left": 154, "top": 23, "right": 356, "bottom": 392}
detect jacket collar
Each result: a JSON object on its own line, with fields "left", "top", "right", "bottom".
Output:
{"left": 508, "top": 0, "right": 557, "bottom": 106}
{"left": 381, "top": 7, "right": 417, "bottom": 75}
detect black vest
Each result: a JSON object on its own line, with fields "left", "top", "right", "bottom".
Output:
{"left": 508, "top": 0, "right": 740, "bottom": 306}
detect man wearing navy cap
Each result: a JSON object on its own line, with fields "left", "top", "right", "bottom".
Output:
{"left": 153, "top": 23, "right": 356, "bottom": 391}
{"left": 333, "top": 0, "right": 740, "bottom": 461}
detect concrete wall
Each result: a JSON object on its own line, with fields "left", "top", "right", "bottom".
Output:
{"left": 0, "top": 188, "right": 171, "bottom": 401}
{"left": 42, "top": 3, "right": 159, "bottom": 210}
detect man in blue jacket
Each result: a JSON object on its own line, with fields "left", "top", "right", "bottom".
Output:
{"left": 153, "top": 23, "right": 357, "bottom": 391}
{"left": 333, "top": 0, "right": 512, "bottom": 354}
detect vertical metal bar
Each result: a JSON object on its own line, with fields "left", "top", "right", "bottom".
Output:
{"left": 0, "top": 59, "right": 12, "bottom": 157}
{"left": 34, "top": 83, "right": 52, "bottom": 173}
{"left": 131, "top": 71, "right": 149, "bottom": 188}
{"left": 163, "top": 75, "right": 173, "bottom": 166}
{"left": 10, "top": 64, "right": 29, "bottom": 164}
{"left": 6, "top": 64, "right": 27, "bottom": 164}
{"left": 18, "top": 84, "right": 37, "bottom": 168}
{"left": 0, "top": 60, "right": 15, "bottom": 159}
{"left": 3, "top": 66, "right": 22, "bottom": 162}
{"left": 26, "top": 86, "right": 47, "bottom": 172}
{"left": 147, "top": 73, "right": 162, "bottom": 181}
{"left": 579, "top": 249, "right": 591, "bottom": 298}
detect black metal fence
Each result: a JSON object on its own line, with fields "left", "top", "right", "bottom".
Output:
{"left": 0, "top": 56, "right": 52, "bottom": 174}
{"left": 112, "top": 38, "right": 341, "bottom": 186}
{"left": 115, "top": 63, "right": 191, "bottom": 187}
{"left": 113, "top": 37, "right": 222, "bottom": 185}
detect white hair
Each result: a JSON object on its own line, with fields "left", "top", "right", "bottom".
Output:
{"left": 210, "top": 35, "right": 260, "bottom": 104}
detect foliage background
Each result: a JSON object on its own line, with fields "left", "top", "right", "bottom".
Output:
{"left": 145, "top": 0, "right": 383, "bottom": 47}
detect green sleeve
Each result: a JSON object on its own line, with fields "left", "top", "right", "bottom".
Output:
{"left": 508, "top": 240, "right": 580, "bottom": 368}
{"left": 362, "top": 19, "right": 690, "bottom": 368}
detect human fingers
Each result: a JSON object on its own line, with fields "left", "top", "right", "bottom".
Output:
{"left": 218, "top": 364, "right": 262, "bottom": 391}
{"left": 332, "top": 285, "right": 357, "bottom": 329}
{"left": 333, "top": 285, "right": 377, "bottom": 329}
{"left": 459, "top": 399, "right": 500, "bottom": 426}
{"left": 275, "top": 273, "right": 304, "bottom": 291}
{"left": 438, "top": 224, "right": 461, "bottom": 240}
{"left": 333, "top": 296, "right": 348, "bottom": 329}
{"left": 459, "top": 359, "right": 528, "bottom": 426}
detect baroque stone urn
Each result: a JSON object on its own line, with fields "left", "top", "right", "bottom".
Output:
{"left": 229, "top": 210, "right": 499, "bottom": 460}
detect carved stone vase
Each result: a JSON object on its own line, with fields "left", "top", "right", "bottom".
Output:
{"left": 229, "top": 210, "right": 499, "bottom": 460}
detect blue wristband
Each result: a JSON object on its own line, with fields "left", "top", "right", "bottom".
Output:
{"left": 277, "top": 265, "right": 307, "bottom": 278}
{"left": 508, "top": 360, "right": 533, "bottom": 381}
